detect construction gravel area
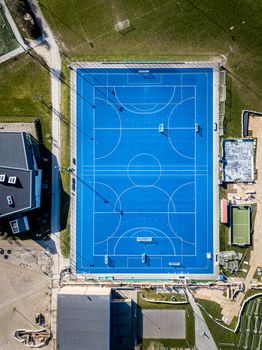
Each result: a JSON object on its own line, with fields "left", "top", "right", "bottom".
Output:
{"left": 0, "top": 239, "right": 52, "bottom": 349}
{"left": 194, "top": 115, "right": 262, "bottom": 325}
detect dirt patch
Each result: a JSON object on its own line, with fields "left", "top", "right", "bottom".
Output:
{"left": 0, "top": 122, "right": 37, "bottom": 138}
{"left": 0, "top": 240, "right": 52, "bottom": 349}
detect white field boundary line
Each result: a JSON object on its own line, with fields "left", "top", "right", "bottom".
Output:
{"left": 91, "top": 81, "right": 197, "bottom": 255}
{"left": 94, "top": 212, "right": 196, "bottom": 214}
{"left": 92, "top": 86, "right": 96, "bottom": 260}
{"left": 73, "top": 64, "right": 219, "bottom": 276}
{"left": 82, "top": 70, "right": 217, "bottom": 74}
{"left": 94, "top": 255, "right": 196, "bottom": 258}
{"left": 94, "top": 127, "right": 195, "bottom": 130}
{"left": 127, "top": 257, "right": 162, "bottom": 268}
{"left": 95, "top": 84, "right": 196, "bottom": 87}
{"left": 194, "top": 81, "right": 197, "bottom": 256}
{"left": 127, "top": 72, "right": 163, "bottom": 85}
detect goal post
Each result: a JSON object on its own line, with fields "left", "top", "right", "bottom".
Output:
{"left": 115, "top": 19, "right": 131, "bottom": 33}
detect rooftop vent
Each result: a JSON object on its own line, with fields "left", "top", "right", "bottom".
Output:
{"left": 0, "top": 174, "right": 6, "bottom": 182}
{"left": 8, "top": 176, "right": 17, "bottom": 184}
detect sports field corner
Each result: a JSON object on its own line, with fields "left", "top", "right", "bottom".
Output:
{"left": 69, "top": 61, "right": 220, "bottom": 279}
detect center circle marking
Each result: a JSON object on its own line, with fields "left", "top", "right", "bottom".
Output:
{"left": 127, "top": 153, "right": 161, "bottom": 186}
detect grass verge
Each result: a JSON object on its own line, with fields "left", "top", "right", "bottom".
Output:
{"left": 0, "top": 53, "right": 51, "bottom": 146}
{"left": 197, "top": 298, "right": 239, "bottom": 347}
{"left": 59, "top": 61, "right": 71, "bottom": 258}
{"left": 197, "top": 296, "right": 262, "bottom": 349}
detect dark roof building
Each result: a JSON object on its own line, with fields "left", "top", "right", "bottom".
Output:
{"left": 57, "top": 287, "right": 111, "bottom": 350}
{"left": 0, "top": 132, "right": 42, "bottom": 219}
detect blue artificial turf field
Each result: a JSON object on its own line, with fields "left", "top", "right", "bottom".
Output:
{"left": 75, "top": 66, "right": 214, "bottom": 274}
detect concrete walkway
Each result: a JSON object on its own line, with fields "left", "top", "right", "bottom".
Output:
{"left": 186, "top": 289, "right": 218, "bottom": 350}
{"left": 27, "top": 0, "right": 62, "bottom": 269}
{"left": 26, "top": 1, "right": 69, "bottom": 347}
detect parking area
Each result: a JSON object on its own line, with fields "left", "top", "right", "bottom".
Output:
{"left": 142, "top": 309, "right": 186, "bottom": 339}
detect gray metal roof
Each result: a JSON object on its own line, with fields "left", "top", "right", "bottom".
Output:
{"left": 0, "top": 132, "right": 38, "bottom": 219}
{"left": 0, "top": 167, "right": 31, "bottom": 217}
{"left": 57, "top": 293, "right": 110, "bottom": 350}
{"left": 0, "top": 132, "right": 28, "bottom": 169}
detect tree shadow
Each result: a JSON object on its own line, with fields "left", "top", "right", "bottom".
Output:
{"left": 27, "top": 1, "right": 48, "bottom": 41}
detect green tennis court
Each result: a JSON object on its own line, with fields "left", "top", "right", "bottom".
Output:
{"left": 231, "top": 206, "right": 251, "bottom": 246}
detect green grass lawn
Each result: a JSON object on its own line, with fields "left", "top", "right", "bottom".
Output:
{"left": 40, "top": 0, "right": 262, "bottom": 135}
{"left": 0, "top": 7, "right": 18, "bottom": 56}
{"left": 141, "top": 288, "right": 187, "bottom": 302}
{"left": 59, "top": 62, "right": 71, "bottom": 258}
{"left": 138, "top": 292, "right": 194, "bottom": 348}
{"left": 0, "top": 53, "right": 51, "bottom": 145}
{"left": 0, "top": 53, "right": 52, "bottom": 238}
{"left": 197, "top": 298, "right": 239, "bottom": 347}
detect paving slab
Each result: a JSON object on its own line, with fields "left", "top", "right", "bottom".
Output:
{"left": 142, "top": 309, "right": 186, "bottom": 339}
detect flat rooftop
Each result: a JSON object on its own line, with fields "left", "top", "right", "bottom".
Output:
{"left": 223, "top": 139, "right": 255, "bottom": 183}
{"left": 57, "top": 287, "right": 110, "bottom": 350}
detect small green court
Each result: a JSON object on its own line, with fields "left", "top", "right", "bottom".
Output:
{"left": 0, "top": 7, "right": 18, "bottom": 56}
{"left": 231, "top": 206, "right": 251, "bottom": 246}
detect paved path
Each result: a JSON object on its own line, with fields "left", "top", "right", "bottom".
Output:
{"left": 27, "top": 1, "right": 69, "bottom": 347}
{"left": 186, "top": 289, "right": 218, "bottom": 350}
{"left": 27, "top": 0, "right": 62, "bottom": 270}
